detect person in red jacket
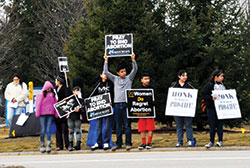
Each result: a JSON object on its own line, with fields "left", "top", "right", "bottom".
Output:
{"left": 35, "top": 81, "right": 58, "bottom": 153}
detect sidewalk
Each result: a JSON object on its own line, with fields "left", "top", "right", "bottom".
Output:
{"left": 1, "top": 146, "right": 250, "bottom": 156}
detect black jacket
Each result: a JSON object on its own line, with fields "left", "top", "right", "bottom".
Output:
{"left": 138, "top": 83, "right": 156, "bottom": 106}
{"left": 138, "top": 83, "right": 154, "bottom": 89}
{"left": 170, "top": 81, "right": 195, "bottom": 89}
{"left": 202, "top": 81, "right": 224, "bottom": 110}
{"left": 93, "top": 79, "right": 114, "bottom": 105}
{"left": 68, "top": 96, "right": 84, "bottom": 120}
{"left": 56, "top": 85, "right": 72, "bottom": 101}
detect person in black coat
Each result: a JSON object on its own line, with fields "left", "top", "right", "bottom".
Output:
{"left": 203, "top": 69, "right": 225, "bottom": 148}
{"left": 55, "top": 76, "right": 72, "bottom": 150}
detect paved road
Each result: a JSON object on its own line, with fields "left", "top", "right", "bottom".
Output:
{"left": 0, "top": 151, "right": 250, "bottom": 168}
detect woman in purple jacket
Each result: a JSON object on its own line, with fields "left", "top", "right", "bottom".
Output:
{"left": 35, "top": 81, "right": 58, "bottom": 153}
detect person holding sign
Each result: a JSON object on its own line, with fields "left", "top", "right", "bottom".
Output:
{"left": 67, "top": 86, "right": 84, "bottom": 151}
{"left": 104, "top": 53, "right": 138, "bottom": 151}
{"left": 171, "top": 70, "right": 195, "bottom": 147}
{"left": 35, "top": 81, "right": 58, "bottom": 153}
{"left": 137, "top": 73, "right": 156, "bottom": 150}
{"left": 89, "top": 72, "right": 114, "bottom": 151}
{"left": 55, "top": 76, "right": 72, "bottom": 151}
{"left": 203, "top": 70, "right": 225, "bottom": 148}
{"left": 4, "top": 74, "right": 28, "bottom": 129}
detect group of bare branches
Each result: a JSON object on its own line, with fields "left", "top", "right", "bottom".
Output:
{"left": 0, "top": 0, "right": 85, "bottom": 87}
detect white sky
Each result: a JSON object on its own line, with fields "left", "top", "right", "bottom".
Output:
{"left": 0, "top": 0, "right": 11, "bottom": 18}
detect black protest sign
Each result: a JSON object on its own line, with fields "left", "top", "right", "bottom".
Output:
{"left": 84, "top": 93, "right": 113, "bottom": 121}
{"left": 54, "top": 94, "right": 81, "bottom": 118}
{"left": 105, "top": 33, "right": 133, "bottom": 57}
{"left": 126, "top": 89, "right": 156, "bottom": 118}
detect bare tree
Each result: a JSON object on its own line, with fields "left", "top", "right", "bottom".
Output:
{"left": 0, "top": 0, "right": 85, "bottom": 86}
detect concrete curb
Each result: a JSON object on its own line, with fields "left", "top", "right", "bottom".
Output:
{"left": 1, "top": 146, "right": 250, "bottom": 156}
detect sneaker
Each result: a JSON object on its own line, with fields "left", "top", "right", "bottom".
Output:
{"left": 146, "top": 143, "right": 152, "bottom": 149}
{"left": 205, "top": 142, "right": 214, "bottom": 148}
{"left": 176, "top": 143, "right": 183, "bottom": 147}
{"left": 126, "top": 145, "right": 132, "bottom": 151}
{"left": 56, "top": 147, "right": 63, "bottom": 151}
{"left": 40, "top": 141, "right": 46, "bottom": 153}
{"left": 187, "top": 140, "right": 192, "bottom": 147}
{"left": 216, "top": 141, "right": 223, "bottom": 147}
{"left": 103, "top": 143, "right": 110, "bottom": 150}
{"left": 111, "top": 145, "right": 121, "bottom": 151}
{"left": 91, "top": 143, "right": 99, "bottom": 151}
{"left": 138, "top": 144, "right": 146, "bottom": 150}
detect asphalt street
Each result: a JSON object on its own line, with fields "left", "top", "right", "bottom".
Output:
{"left": 0, "top": 150, "right": 250, "bottom": 168}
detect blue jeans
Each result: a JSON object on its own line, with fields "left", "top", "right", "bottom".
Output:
{"left": 96, "top": 115, "right": 113, "bottom": 145}
{"left": 174, "top": 116, "right": 193, "bottom": 144}
{"left": 7, "top": 107, "right": 25, "bottom": 126}
{"left": 207, "top": 108, "right": 223, "bottom": 143}
{"left": 114, "top": 103, "right": 132, "bottom": 146}
{"left": 39, "top": 115, "right": 54, "bottom": 142}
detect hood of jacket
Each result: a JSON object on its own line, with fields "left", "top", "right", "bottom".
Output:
{"left": 42, "top": 81, "right": 54, "bottom": 92}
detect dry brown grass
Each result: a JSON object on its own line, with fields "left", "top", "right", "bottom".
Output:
{"left": 0, "top": 123, "right": 249, "bottom": 153}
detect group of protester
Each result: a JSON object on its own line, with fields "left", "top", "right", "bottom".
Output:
{"left": 4, "top": 53, "right": 226, "bottom": 153}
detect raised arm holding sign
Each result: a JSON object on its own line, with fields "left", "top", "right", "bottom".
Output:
{"left": 103, "top": 47, "right": 138, "bottom": 151}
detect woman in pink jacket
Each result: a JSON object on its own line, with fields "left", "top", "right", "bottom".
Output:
{"left": 35, "top": 81, "right": 58, "bottom": 153}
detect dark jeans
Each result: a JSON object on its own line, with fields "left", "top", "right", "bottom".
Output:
{"left": 114, "top": 103, "right": 132, "bottom": 146}
{"left": 55, "top": 118, "right": 69, "bottom": 149}
{"left": 96, "top": 115, "right": 113, "bottom": 145}
{"left": 67, "top": 118, "right": 82, "bottom": 142}
{"left": 174, "top": 116, "right": 193, "bottom": 144}
{"left": 39, "top": 115, "right": 53, "bottom": 142}
{"left": 207, "top": 108, "right": 223, "bottom": 143}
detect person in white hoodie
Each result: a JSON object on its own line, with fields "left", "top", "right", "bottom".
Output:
{"left": 4, "top": 74, "right": 28, "bottom": 127}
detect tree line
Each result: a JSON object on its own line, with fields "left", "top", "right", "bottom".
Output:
{"left": 0, "top": 0, "right": 249, "bottom": 128}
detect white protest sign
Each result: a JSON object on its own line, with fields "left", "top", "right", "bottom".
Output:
{"left": 213, "top": 89, "right": 241, "bottom": 119}
{"left": 16, "top": 113, "right": 29, "bottom": 126}
{"left": 165, "top": 88, "right": 198, "bottom": 117}
{"left": 58, "top": 57, "right": 69, "bottom": 72}
{"left": 105, "top": 33, "right": 133, "bottom": 57}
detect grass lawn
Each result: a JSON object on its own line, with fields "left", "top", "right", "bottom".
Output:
{"left": 0, "top": 123, "right": 249, "bottom": 153}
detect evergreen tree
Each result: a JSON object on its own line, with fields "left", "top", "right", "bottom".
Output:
{"left": 65, "top": 0, "right": 167, "bottom": 99}
{"left": 66, "top": 0, "right": 250, "bottom": 126}
{"left": 162, "top": 0, "right": 250, "bottom": 128}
